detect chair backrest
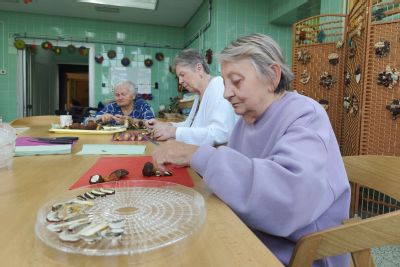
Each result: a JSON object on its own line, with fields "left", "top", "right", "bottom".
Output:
{"left": 289, "top": 155, "right": 400, "bottom": 267}
{"left": 10, "top": 115, "right": 59, "bottom": 126}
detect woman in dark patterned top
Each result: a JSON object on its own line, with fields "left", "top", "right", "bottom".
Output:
{"left": 96, "top": 80, "right": 154, "bottom": 125}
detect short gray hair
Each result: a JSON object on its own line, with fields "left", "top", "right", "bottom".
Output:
{"left": 218, "top": 33, "right": 294, "bottom": 93}
{"left": 172, "top": 49, "right": 210, "bottom": 74}
{"left": 114, "top": 80, "right": 137, "bottom": 95}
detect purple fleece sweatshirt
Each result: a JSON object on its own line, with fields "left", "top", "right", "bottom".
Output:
{"left": 191, "top": 91, "right": 350, "bottom": 267}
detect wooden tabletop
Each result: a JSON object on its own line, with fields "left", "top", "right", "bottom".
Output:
{"left": 0, "top": 125, "right": 283, "bottom": 267}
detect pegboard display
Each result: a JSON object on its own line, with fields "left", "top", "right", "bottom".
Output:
{"left": 292, "top": 14, "right": 347, "bottom": 145}
{"left": 341, "top": 0, "right": 370, "bottom": 156}
{"left": 360, "top": 0, "right": 400, "bottom": 155}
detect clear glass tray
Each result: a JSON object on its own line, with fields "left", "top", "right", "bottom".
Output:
{"left": 35, "top": 180, "right": 206, "bottom": 256}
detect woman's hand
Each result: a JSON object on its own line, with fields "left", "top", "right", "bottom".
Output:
{"left": 152, "top": 140, "right": 198, "bottom": 171}
{"left": 152, "top": 124, "right": 177, "bottom": 141}
{"left": 145, "top": 119, "right": 172, "bottom": 129}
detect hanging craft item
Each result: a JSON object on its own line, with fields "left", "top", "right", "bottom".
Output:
{"left": 377, "top": 65, "right": 399, "bottom": 89}
{"left": 386, "top": 99, "right": 400, "bottom": 120}
{"left": 344, "top": 95, "right": 359, "bottom": 117}
{"left": 297, "top": 50, "right": 311, "bottom": 64}
{"left": 53, "top": 47, "right": 62, "bottom": 55}
{"left": 344, "top": 71, "right": 351, "bottom": 86}
{"left": 95, "top": 54, "right": 104, "bottom": 64}
{"left": 328, "top": 53, "right": 339, "bottom": 65}
{"left": 319, "top": 72, "right": 335, "bottom": 89}
{"left": 107, "top": 50, "right": 116, "bottom": 59}
{"left": 14, "top": 39, "right": 26, "bottom": 50}
{"left": 41, "top": 41, "right": 53, "bottom": 50}
{"left": 205, "top": 49, "right": 213, "bottom": 64}
{"left": 319, "top": 99, "right": 329, "bottom": 111}
{"left": 144, "top": 58, "right": 153, "bottom": 68}
{"left": 373, "top": 8, "right": 385, "bottom": 21}
{"left": 298, "top": 29, "right": 307, "bottom": 44}
{"left": 67, "top": 44, "right": 76, "bottom": 53}
{"left": 354, "top": 66, "right": 362, "bottom": 84}
{"left": 121, "top": 57, "right": 130, "bottom": 67}
{"left": 79, "top": 46, "right": 88, "bottom": 56}
{"left": 374, "top": 40, "right": 390, "bottom": 58}
{"left": 317, "top": 30, "right": 326, "bottom": 43}
{"left": 299, "top": 69, "right": 310, "bottom": 85}
{"left": 348, "top": 39, "right": 356, "bottom": 59}
{"left": 336, "top": 39, "right": 344, "bottom": 49}
{"left": 28, "top": 44, "right": 38, "bottom": 54}
{"left": 155, "top": 52, "right": 164, "bottom": 61}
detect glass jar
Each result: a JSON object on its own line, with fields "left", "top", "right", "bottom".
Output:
{"left": 0, "top": 118, "right": 16, "bottom": 170}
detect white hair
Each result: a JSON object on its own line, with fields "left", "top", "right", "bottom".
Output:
{"left": 114, "top": 80, "right": 137, "bottom": 95}
{"left": 218, "top": 33, "right": 294, "bottom": 93}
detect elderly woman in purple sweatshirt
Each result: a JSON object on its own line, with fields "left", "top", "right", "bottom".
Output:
{"left": 152, "top": 33, "right": 350, "bottom": 267}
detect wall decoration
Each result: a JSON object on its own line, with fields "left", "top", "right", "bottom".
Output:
{"left": 328, "top": 53, "right": 339, "bottom": 65}
{"left": 41, "top": 41, "right": 53, "bottom": 50}
{"left": 53, "top": 47, "right": 62, "bottom": 55}
{"left": 344, "top": 71, "right": 351, "bottom": 86}
{"left": 299, "top": 69, "right": 310, "bottom": 84}
{"left": 292, "top": 14, "right": 346, "bottom": 147}
{"left": 386, "top": 99, "right": 400, "bottom": 120}
{"left": 155, "top": 52, "right": 164, "bottom": 61}
{"left": 144, "top": 58, "right": 153, "bottom": 68}
{"left": 317, "top": 30, "right": 326, "bottom": 43}
{"left": 14, "top": 39, "right": 25, "bottom": 50}
{"left": 95, "top": 54, "right": 104, "bottom": 64}
{"left": 121, "top": 57, "right": 130, "bottom": 67}
{"left": 297, "top": 50, "right": 311, "bottom": 64}
{"left": 67, "top": 44, "right": 76, "bottom": 53}
{"left": 374, "top": 40, "right": 390, "bottom": 58}
{"left": 348, "top": 39, "right": 356, "bottom": 59}
{"left": 377, "top": 65, "right": 399, "bottom": 89}
{"left": 107, "top": 50, "right": 116, "bottom": 59}
{"left": 205, "top": 49, "right": 213, "bottom": 64}
{"left": 336, "top": 39, "right": 344, "bottom": 49}
{"left": 354, "top": 66, "right": 362, "bottom": 83}
{"left": 319, "top": 72, "right": 335, "bottom": 89}
{"left": 319, "top": 99, "right": 329, "bottom": 111}
{"left": 78, "top": 46, "right": 88, "bottom": 56}
{"left": 343, "top": 95, "right": 359, "bottom": 117}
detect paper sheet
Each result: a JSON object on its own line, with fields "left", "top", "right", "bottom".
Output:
{"left": 15, "top": 144, "right": 71, "bottom": 156}
{"left": 76, "top": 144, "right": 146, "bottom": 155}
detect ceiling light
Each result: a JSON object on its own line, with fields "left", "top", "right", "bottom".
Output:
{"left": 77, "top": 0, "right": 157, "bottom": 10}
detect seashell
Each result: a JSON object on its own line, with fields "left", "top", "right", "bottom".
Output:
{"left": 109, "top": 219, "right": 125, "bottom": 229}
{"left": 79, "top": 222, "right": 109, "bottom": 237}
{"left": 99, "top": 188, "right": 115, "bottom": 195}
{"left": 59, "top": 231, "right": 80, "bottom": 242}
{"left": 328, "top": 53, "right": 339, "bottom": 65}
{"left": 89, "top": 174, "right": 103, "bottom": 184}
{"left": 84, "top": 191, "right": 96, "bottom": 200}
{"left": 46, "top": 211, "right": 61, "bottom": 222}
{"left": 164, "top": 171, "right": 172, "bottom": 176}
{"left": 91, "top": 190, "right": 106, "bottom": 197}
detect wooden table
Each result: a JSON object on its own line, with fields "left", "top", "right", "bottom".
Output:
{"left": 0, "top": 126, "right": 283, "bottom": 267}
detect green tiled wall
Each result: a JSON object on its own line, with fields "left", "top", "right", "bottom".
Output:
{"left": 0, "top": 11, "right": 183, "bottom": 121}
{"left": 185, "top": 0, "right": 346, "bottom": 74}
{"left": 0, "top": 0, "right": 346, "bottom": 121}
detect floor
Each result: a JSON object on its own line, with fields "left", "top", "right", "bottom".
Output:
{"left": 373, "top": 246, "right": 400, "bottom": 267}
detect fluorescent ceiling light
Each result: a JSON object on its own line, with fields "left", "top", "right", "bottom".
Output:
{"left": 77, "top": 0, "right": 157, "bottom": 10}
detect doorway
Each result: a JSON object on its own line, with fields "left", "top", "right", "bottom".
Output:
{"left": 58, "top": 64, "right": 89, "bottom": 111}
{"left": 16, "top": 40, "right": 95, "bottom": 118}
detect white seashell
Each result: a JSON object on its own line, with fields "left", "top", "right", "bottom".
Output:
{"left": 59, "top": 231, "right": 80, "bottom": 242}
{"left": 355, "top": 73, "right": 361, "bottom": 83}
{"left": 99, "top": 188, "right": 115, "bottom": 195}
{"left": 79, "top": 222, "right": 109, "bottom": 237}
{"left": 46, "top": 211, "right": 61, "bottom": 222}
{"left": 109, "top": 219, "right": 125, "bottom": 229}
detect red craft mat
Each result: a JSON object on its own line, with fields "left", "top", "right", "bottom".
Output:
{"left": 69, "top": 156, "right": 194, "bottom": 189}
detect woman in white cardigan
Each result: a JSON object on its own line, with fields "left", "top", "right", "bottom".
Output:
{"left": 145, "top": 49, "right": 237, "bottom": 146}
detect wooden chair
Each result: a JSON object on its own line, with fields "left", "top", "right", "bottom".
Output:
{"left": 289, "top": 155, "right": 400, "bottom": 267}
{"left": 10, "top": 115, "right": 59, "bottom": 126}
